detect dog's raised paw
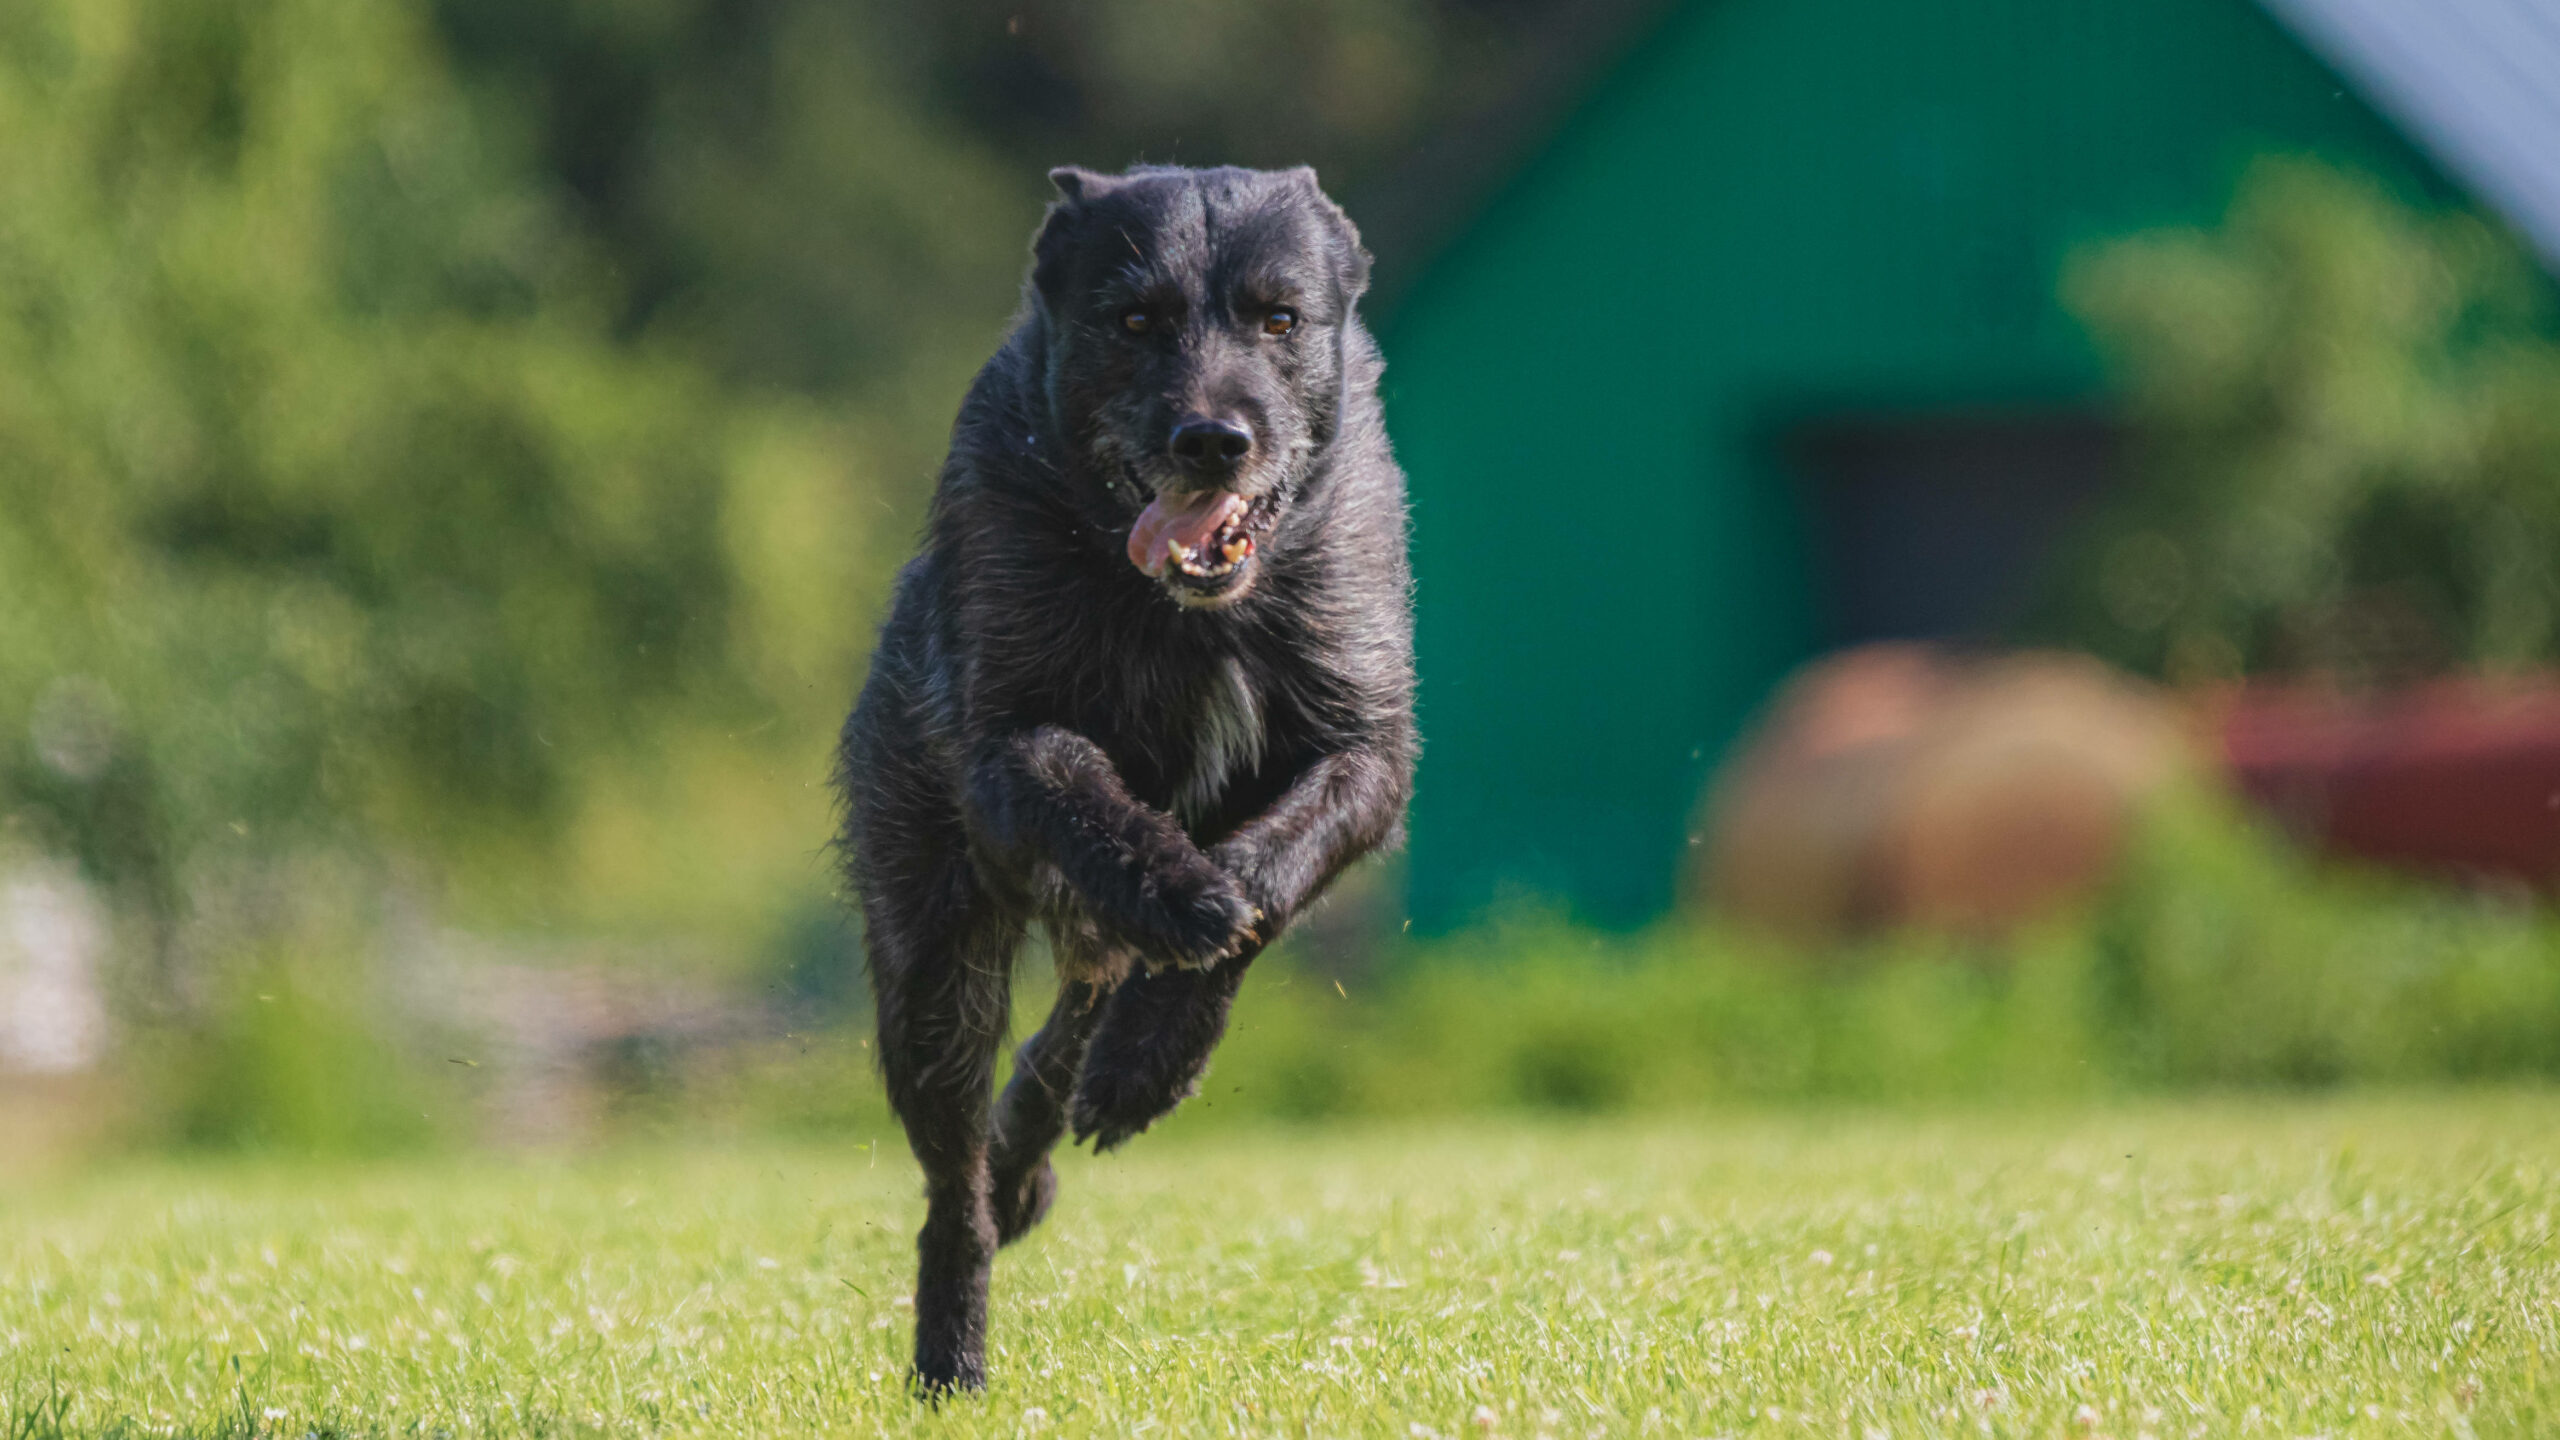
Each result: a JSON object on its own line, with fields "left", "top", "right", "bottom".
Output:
{"left": 990, "top": 1159, "right": 1057, "bottom": 1245}
{"left": 1129, "top": 858, "right": 1257, "bottom": 970}
{"left": 1070, "top": 1060, "right": 1197, "bottom": 1154}
{"left": 1069, "top": 1090, "right": 1149, "bottom": 1153}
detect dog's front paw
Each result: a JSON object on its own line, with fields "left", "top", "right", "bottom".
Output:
{"left": 1070, "top": 947, "right": 1243, "bottom": 1152}
{"left": 1125, "top": 857, "right": 1258, "bottom": 970}
{"left": 1071, "top": 1050, "right": 1196, "bottom": 1153}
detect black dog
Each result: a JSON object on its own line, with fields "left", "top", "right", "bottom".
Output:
{"left": 833, "top": 164, "right": 1415, "bottom": 1393}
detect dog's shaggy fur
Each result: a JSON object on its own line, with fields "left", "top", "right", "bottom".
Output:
{"left": 834, "top": 164, "right": 1415, "bottom": 1394}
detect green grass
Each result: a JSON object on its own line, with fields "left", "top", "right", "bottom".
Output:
{"left": 6, "top": 1095, "right": 2557, "bottom": 1438}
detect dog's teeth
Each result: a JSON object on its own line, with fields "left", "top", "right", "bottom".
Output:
{"left": 1220, "top": 537, "right": 1247, "bottom": 563}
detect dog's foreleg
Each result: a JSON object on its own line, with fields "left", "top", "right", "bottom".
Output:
{"left": 1072, "top": 748, "right": 1408, "bottom": 1149}
{"left": 1070, "top": 962, "right": 1246, "bottom": 1151}
{"left": 967, "top": 726, "right": 1257, "bottom": 967}
{"left": 1205, "top": 748, "right": 1409, "bottom": 936}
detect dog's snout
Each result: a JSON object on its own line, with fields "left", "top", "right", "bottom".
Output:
{"left": 1169, "top": 416, "right": 1254, "bottom": 471}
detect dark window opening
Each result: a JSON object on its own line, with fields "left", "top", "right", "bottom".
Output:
{"left": 1785, "top": 410, "right": 2122, "bottom": 646}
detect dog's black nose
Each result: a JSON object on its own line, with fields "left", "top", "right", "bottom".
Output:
{"left": 1169, "top": 417, "right": 1254, "bottom": 470}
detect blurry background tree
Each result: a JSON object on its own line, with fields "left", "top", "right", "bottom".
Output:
{"left": 426, "top": 0, "right": 1526, "bottom": 393}
{"left": 0, "top": 0, "right": 858, "bottom": 1007}
{"left": 0, "top": 0, "right": 1574, "bottom": 1021}
{"left": 2051, "top": 159, "right": 2560, "bottom": 687}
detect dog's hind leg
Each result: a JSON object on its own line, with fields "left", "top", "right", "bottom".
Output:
{"left": 1070, "top": 956, "right": 1252, "bottom": 1152}
{"left": 868, "top": 862, "right": 1020, "bottom": 1396}
{"left": 988, "top": 964, "right": 1109, "bottom": 1245}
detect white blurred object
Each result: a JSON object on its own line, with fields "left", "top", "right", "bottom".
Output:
{"left": 2260, "top": 0, "right": 2560, "bottom": 273}
{"left": 0, "top": 863, "right": 110, "bottom": 1074}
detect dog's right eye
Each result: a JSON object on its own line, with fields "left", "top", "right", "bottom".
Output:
{"left": 1119, "top": 309, "right": 1152, "bottom": 334}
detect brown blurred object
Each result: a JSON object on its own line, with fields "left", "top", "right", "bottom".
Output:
{"left": 2216, "top": 678, "right": 2560, "bottom": 891}
{"left": 0, "top": 1075, "right": 122, "bottom": 1181}
{"left": 1695, "top": 645, "right": 2191, "bottom": 938}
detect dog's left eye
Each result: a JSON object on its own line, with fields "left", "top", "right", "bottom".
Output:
{"left": 1262, "top": 309, "right": 1297, "bottom": 337}
{"left": 1120, "top": 309, "right": 1152, "bottom": 334}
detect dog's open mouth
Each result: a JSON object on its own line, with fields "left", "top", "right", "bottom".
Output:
{"left": 1127, "top": 488, "right": 1267, "bottom": 597}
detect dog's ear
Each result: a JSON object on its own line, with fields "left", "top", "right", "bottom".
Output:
{"left": 1048, "top": 166, "right": 1111, "bottom": 202}
{"left": 1283, "top": 166, "right": 1372, "bottom": 306}
{"left": 1032, "top": 166, "right": 1115, "bottom": 306}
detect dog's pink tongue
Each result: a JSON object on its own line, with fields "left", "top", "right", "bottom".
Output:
{"left": 1127, "top": 490, "right": 1244, "bottom": 576}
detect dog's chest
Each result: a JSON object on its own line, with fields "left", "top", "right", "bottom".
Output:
{"left": 1171, "top": 657, "right": 1266, "bottom": 825}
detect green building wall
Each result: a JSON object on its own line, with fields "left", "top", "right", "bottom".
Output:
{"left": 1381, "top": 0, "right": 2448, "bottom": 930}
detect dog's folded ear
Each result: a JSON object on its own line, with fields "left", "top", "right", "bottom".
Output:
{"left": 1033, "top": 167, "right": 1113, "bottom": 304}
{"left": 1047, "top": 166, "right": 1113, "bottom": 202}
{"left": 1282, "top": 166, "right": 1373, "bottom": 305}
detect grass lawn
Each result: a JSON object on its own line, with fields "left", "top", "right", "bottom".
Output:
{"left": 4, "top": 1094, "right": 2556, "bottom": 1438}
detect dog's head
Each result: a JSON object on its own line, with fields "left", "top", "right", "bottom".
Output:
{"left": 1031, "top": 164, "right": 1371, "bottom": 609}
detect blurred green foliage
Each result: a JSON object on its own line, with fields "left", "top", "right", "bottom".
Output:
{"left": 127, "top": 783, "right": 2560, "bottom": 1155}
{"left": 1197, "top": 789, "right": 2560, "bottom": 1119}
{"left": 0, "top": 0, "right": 809, "bottom": 966}
{"left": 2053, "top": 158, "right": 2560, "bottom": 683}
{"left": 701, "top": 789, "right": 2560, "bottom": 1141}
{"left": 153, "top": 957, "right": 441, "bottom": 1154}
{"left": 425, "top": 0, "right": 1515, "bottom": 393}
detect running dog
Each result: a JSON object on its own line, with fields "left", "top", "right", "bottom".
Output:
{"left": 833, "top": 163, "right": 1415, "bottom": 1393}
